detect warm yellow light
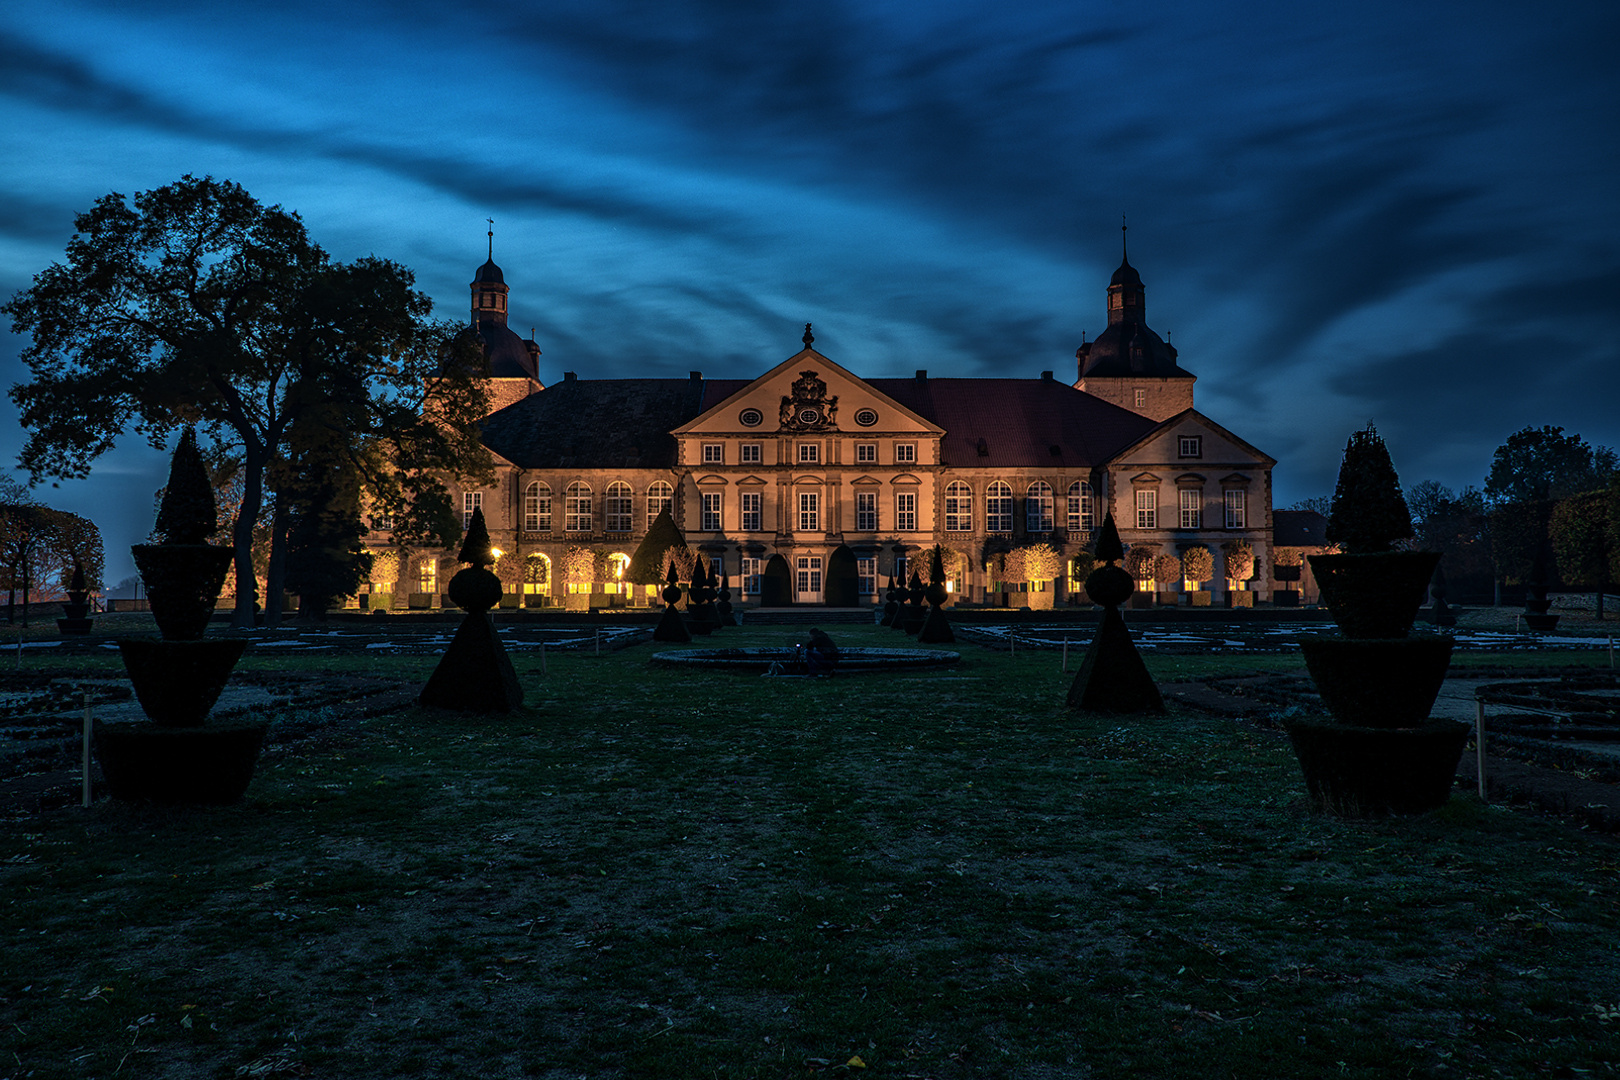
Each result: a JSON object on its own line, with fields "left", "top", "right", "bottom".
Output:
{"left": 490, "top": 548, "right": 504, "bottom": 559}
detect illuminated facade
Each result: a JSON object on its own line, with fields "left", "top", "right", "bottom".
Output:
{"left": 366, "top": 243, "right": 1276, "bottom": 609}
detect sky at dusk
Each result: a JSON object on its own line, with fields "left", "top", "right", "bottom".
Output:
{"left": 2, "top": 0, "right": 1617, "bottom": 585}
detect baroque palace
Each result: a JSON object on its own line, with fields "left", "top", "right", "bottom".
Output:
{"left": 365, "top": 237, "right": 1277, "bottom": 609}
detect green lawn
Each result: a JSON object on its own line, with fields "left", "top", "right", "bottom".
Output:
{"left": 2, "top": 626, "right": 1617, "bottom": 1079}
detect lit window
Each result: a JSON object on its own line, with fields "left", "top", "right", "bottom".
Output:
{"left": 741, "top": 491, "right": 762, "bottom": 532}
{"left": 986, "top": 481, "right": 1013, "bottom": 533}
{"left": 418, "top": 558, "right": 437, "bottom": 593}
{"left": 945, "top": 481, "right": 972, "bottom": 532}
{"left": 702, "top": 443, "right": 724, "bottom": 464}
{"left": 740, "top": 443, "right": 762, "bottom": 464}
{"left": 798, "top": 491, "right": 819, "bottom": 532}
{"left": 565, "top": 482, "right": 592, "bottom": 532}
{"left": 462, "top": 491, "right": 482, "bottom": 529}
{"left": 1026, "top": 481, "right": 1054, "bottom": 532}
{"left": 1067, "top": 481, "right": 1094, "bottom": 533}
{"left": 646, "top": 481, "right": 672, "bottom": 522}
{"left": 702, "top": 492, "right": 722, "bottom": 532}
{"left": 1135, "top": 488, "right": 1157, "bottom": 530}
{"left": 896, "top": 491, "right": 916, "bottom": 531}
{"left": 1180, "top": 488, "right": 1201, "bottom": 529}
{"left": 895, "top": 443, "right": 916, "bottom": 464}
{"left": 606, "top": 481, "right": 633, "bottom": 533}
{"left": 799, "top": 443, "right": 820, "bottom": 464}
{"left": 1225, "top": 489, "right": 1246, "bottom": 529}
{"left": 856, "top": 443, "right": 877, "bottom": 463}
{"left": 524, "top": 482, "right": 552, "bottom": 533}
{"left": 856, "top": 491, "right": 877, "bottom": 531}
{"left": 1179, "top": 436, "right": 1202, "bottom": 458}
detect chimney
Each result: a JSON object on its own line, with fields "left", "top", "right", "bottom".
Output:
{"left": 915, "top": 369, "right": 927, "bottom": 385}
{"left": 563, "top": 371, "right": 576, "bottom": 382}
{"left": 689, "top": 371, "right": 703, "bottom": 382}
{"left": 1041, "top": 370, "right": 1054, "bottom": 382}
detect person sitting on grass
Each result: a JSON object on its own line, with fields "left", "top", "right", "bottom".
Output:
{"left": 804, "top": 627, "right": 840, "bottom": 677}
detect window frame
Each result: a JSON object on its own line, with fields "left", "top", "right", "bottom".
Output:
{"left": 1026, "top": 481, "right": 1054, "bottom": 533}
{"left": 798, "top": 442, "right": 820, "bottom": 464}
{"left": 1179, "top": 436, "right": 1202, "bottom": 459}
{"left": 944, "top": 481, "right": 973, "bottom": 533}
{"left": 1225, "top": 489, "right": 1247, "bottom": 529}
{"left": 1135, "top": 488, "right": 1157, "bottom": 530}
{"left": 605, "top": 481, "right": 634, "bottom": 533}
{"left": 646, "top": 481, "right": 672, "bottom": 522}
{"left": 701, "top": 442, "right": 724, "bottom": 465}
{"left": 701, "top": 491, "right": 723, "bottom": 532}
{"left": 1180, "top": 488, "right": 1202, "bottom": 529}
{"left": 1067, "top": 481, "right": 1094, "bottom": 533}
{"left": 739, "top": 443, "right": 762, "bottom": 464}
{"left": 797, "top": 490, "right": 819, "bottom": 532}
{"left": 855, "top": 491, "right": 878, "bottom": 532}
{"left": 524, "top": 482, "right": 552, "bottom": 533}
{"left": 896, "top": 491, "right": 917, "bottom": 532}
{"left": 740, "top": 490, "right": 762, "bottom": 532}
{"left": 894, "top": 442, "right": 917, "bottom": 464}
{"left": 565, "top": 481, "right": 593, "bottom": 533}
{"left": 855, "top": 442, "right": 877, "bottom": 464}
{"left": 986, "top": 480, "right": 1013, "bottom": 533}
{"left": 462, "top": 490, "right": 483, "bottom": 529}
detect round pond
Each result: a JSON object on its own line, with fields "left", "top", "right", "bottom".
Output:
{"left": 651, "top": 647, "right": 960, "bottom": 673}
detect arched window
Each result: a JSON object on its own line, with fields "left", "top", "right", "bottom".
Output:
{"left": 944, "top": 481, "right": 973, "bottom": 533}
{"left": 605, "top": 481, "right": 633, "bottom": 533}
{"left": 524, "top": 481, "right": 552, "bottom": 533}
{"left": 1067, "top": 481, "right": 1094, "bottom": 533}
{"left": 986, "top": 481, "right": 1013, "bottom": 533}
{"left": 565, "top": 482, "right": 592, "bottom": 533}
{"left": 1026, "top": 481, "right": 1054, "bottom": 533}
{"left": 646, "top": 481, "right": 673, "bottom": 522}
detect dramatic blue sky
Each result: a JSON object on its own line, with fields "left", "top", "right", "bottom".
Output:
{"left": 3, "top": 0, "right": 1617, "bottom": 584}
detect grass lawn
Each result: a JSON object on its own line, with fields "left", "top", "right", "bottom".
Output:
{"left": 3, "top": 625, "right": 1618, "bottom": 1079}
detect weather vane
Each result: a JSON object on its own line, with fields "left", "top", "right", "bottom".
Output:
{"left": 486, "top": 218, "right": 494, "bottom": 260}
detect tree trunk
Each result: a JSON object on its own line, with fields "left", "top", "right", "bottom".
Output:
{"left": 266, "top": 500, "right": 289, "bottom": 628}
{"left": 232, "top": 447, "right": 268, "bottom": 629}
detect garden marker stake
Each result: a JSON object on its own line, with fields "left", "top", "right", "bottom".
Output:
{"left": 540, "top": 641, "right": 547, "bottom": 676}
{"left": 1475, "top": 699, "right": 1488, "bottom": 802}
{"left": 1062, "top": 634, "right": 1069, "bottom": 673}
{"left": 82, "top": 689, "right": 92, "bottom": 807}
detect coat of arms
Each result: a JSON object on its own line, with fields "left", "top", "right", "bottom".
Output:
{"left": 779, "top": 370, "right": 838, "bottom": 431}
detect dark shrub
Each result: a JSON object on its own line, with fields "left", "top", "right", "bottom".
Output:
{"left": 824, "top": 545, "right": 858, "bottom": 606}
{"left": 1326, "top": 424, "right": 1413, "bottom": 554}
{"left": 153, "top": 427, "right": 217, "bottom": 544}
{"left": 761, "top": 554, "right": 792, "bottom": 606}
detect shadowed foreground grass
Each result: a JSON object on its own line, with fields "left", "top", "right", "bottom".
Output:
{"left": 2, "top": 627, "right": 1617, "bottom": 1079}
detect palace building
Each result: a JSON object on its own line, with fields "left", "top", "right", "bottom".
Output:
{"left": 368, "top": 237, "right": 1277, "bottom": 609}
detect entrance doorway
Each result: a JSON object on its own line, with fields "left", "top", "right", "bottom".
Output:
{"left": 795, "top": 556, "right": 823, "bottom": 603}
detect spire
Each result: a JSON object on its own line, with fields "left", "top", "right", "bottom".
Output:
{"left": 1106, "top": 219, "right": 1145, "bottom": 326}
{"left": 470, "top": 218, "right": 509, "bottom": 326}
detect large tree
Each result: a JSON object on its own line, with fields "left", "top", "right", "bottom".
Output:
{"left": 1485, "top": 425, "right": 1618, "bottom": 505}
{"left": 3, "top": 176, "right": 491, "bottom": 627}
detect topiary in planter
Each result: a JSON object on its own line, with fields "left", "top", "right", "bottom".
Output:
{"left": 1287, "top": 423, "right": 1462, "bottom": 817}
{"left": 95, "top": 719, "right": 268, "bottom": 805}
{"left": 117, "top": 639, "right": 249, "bottom": 727}
{"left": 1300, "top": 636, "right": 1454, "bottom": 728}
{"left": 1285, "top": 718, "right": 1470, "bottom": 817}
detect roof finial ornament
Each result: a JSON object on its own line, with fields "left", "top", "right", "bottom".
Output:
{"left": 803, "top": 323, "right": 814, "bottom": 348}
{"left": 1121, "top": 214, "right": 1128, "bottom": 263}
{"left": 486, "top": 218, "right": 494, "bottom": 261}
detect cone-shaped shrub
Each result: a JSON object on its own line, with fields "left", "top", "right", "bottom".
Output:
{"left": 761, "top": 554, "right": 792, "bottom": 605}
{"left": 1326, "top": 423, "right": 1413, "bottom": 554}
{"left": 154, "top": 427, "right": 216, "bottom": 545}
{"left": 627, "top": 509, "right": 688, "bottom": 585}
{"left": 824, "top": 545, "right": 859, "bottom": 606}
{"left": 457, "top": 507, "right": 494, "bottom": 567}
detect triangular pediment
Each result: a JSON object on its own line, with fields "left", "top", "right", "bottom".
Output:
{"left": 672, "top": 348, "right": 943, "bottom": 437}
{"left": 1106, "top": 408, "right": 1277, "bottom": 469}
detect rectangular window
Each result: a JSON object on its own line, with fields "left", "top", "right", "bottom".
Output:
{"left": 740, "top": 443, "right": 762, "bottom": 464}
{"left": 462, "top": 491, "right": 482, "bottom": 529}
{"left": 605, "top": 490, "right": 633, "bottom": 533}
{"left": 1225, "top": 489, "right": 1247, "bottom": 529}
{"left": 1179, "top": 436, "right": 1202, "bottom": 458}
{"left": 740, "top": 556, "right": 762, "bottom": 595}
{"left": 856, "top": 491, "right": 877, "bottom": 531}
{"left": 566, "top": 488, "right": 591, "bottom": 533}
{"left": 1180, "top": 489, "right": 1202, "bottom": 529}
{"left": 798, "top": 443, "right": 820, "bottom": 464}
{"left": 945, "top": 486, "right": 971, "bottom": 532}
{"left": 895, "top": 491, "right": 917, "bottom": 531}
{"left": 857, "top": 557, "right": 877, "bottom": 596}
{"left": 894, "top": 442, "right": 916, "bottom": 464}
{"left": 1068, "top": 486, "right": 1094, "bottom": 533}
{"left": 710, "top": 555, "right": 723, "bottom": 584}
{"left": 702, "top": 492, "right": 722, "bottom": 532}
{"left": 702, "top": 443, "right": 724, "bottom": 464}
{"left": 1134, "top": 388, "right": 1147, "bottom": 409}
{"left": 525, "top": 489, "right": 551, "bottom": 532}
{"left": 417, "top": 558, "right": 437, "bottom": 593}
{"left": 740, "top": 491, "right": 762, "bottom": 532}
{"left": 798, "top": 491, "right": 819, "bottom": 532}
{"left": 1135, "top": 489, "right": 1157, "bottom": 530}
{"left": 855, "top": 442, "right": 877, "bottom": 463}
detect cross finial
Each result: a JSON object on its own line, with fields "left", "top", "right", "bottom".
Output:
{"left": 1121, "top": 214, "right": 1128, "bottom": 262}
{"left": 803, "top": 323, "right": 814, "bottom": 347}
{"left": 486, "top": 218, "right": 494, "bottom": 260}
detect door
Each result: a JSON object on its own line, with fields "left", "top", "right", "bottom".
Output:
{"left": 795, "top": 556, "right": 823, "bottom": 604}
